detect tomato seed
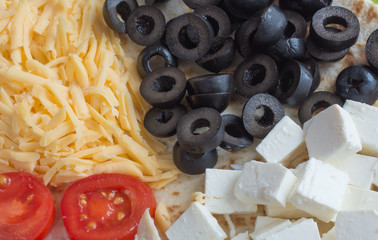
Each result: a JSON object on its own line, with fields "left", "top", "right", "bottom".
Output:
{"left": 80, "top": 199, "right": 87, "bottom": 207}
{"left": 114, "top": 197, "right": 124, "bottom": 205}
{"left": 0, "top": 175, "right": 8, "bottom": 186}
{"left": 117, "top": 212, "right": 125, "bottom": 221}
{"left": 87, "top": 221, "right": 96, "bottom": 230}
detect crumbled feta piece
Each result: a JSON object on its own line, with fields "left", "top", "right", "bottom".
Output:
{"left": 288, "top": 158, "right": 349, "bottom": 222}
{"left": 135, "top": 209, "right": 161, "bottom": 240}
{"left": 256, "top": 116, "right": 305, "bottom": 164}
{"left": 321, "top": 228, "right": 335, "bottom": 240}
{"left": 329, "top": 154, "right": 377, "bottom": 189}
{"left": 341, "top": 186, "right": 378, "bottom": 211}
{"left": 335, "top": 210, "right": 378, "bottom": 240}
{"left": 234, "top": 160, "right": 297, "bottom": 207}
{"left": 265, "top": 203, "right": 313, "bottom": 219}
{"left": 264, "top": 218, "right": 321, "bottom": 240}
{"left": 166, "top": 203, "right": 227, "bottom": 240}
{"left": 205, "top": 169, "right": 257, "bottom": 214}
{"left": 305, "top": 104, "right": 362, "bottom": 161}
{"left": 251, "top": 217, "right": 292, "bottom": 240}
{"left": 343, "top": 100, "right": 378, "bottom": 157}
{"left": 231, "top": 232, "right": 249, "bottom": 240}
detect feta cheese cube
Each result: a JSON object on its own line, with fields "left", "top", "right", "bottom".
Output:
{"left": 288, "top": 158, "right": 349, "bottom": 222}
{"left": 205, "top": 169, "right": 257, "bottom": 214}
{"left": 251, "top": 217, "right": 292, "bottom": 240}
{"left": 234, "top": 161, "right": 297, "bottom": 207}
{"left": 329, "top": 154, "right": 377, "bottom": 189}
{"left": 254, "top": 216, "right": 289, "bottom": 231}
{"left": 305, "top": 104, "right": 362, "bottom": 161}
{"left": 341, "top": 186, "right": 378, "bottom": 211}
{"left": 265, "top": 203, "right": 313, "bottom": 219}
{"left": 264, "top": 218, "right": 321, "bottom": 240}
{"left": 343, "top": 100, "right": 378, "bottom": 157}
{"left": 256, "top": 116, "right": 305, "bottom": 164}
{"left": 335, "top": 210, "right": 378, "bottom": 240}
{"left": 231, "top": 232, "right": 249, "bottom": 240}
{"left": 166, "top": 203, "right": 227, "bottom": 240}
{"left": 321, "top": 228, "right": 335, "bottom": 240}
{"left": 135, "top": 209, "right": 161, "bottom": 240}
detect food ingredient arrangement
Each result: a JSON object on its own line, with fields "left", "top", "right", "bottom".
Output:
{"left": 0, "top": 0, "right": 378, "bottom": 239}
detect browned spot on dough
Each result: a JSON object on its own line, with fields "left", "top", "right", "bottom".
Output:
{"left": 233, "top": 216, "right": 247, "bottom": 226}
{"left": 167, "top": 205, "right": 180, "bottom": 213}
{"left": 344, "top": 51, "right": 354, "bottom": 66}
{"left": 219, "top": 165, "right": 228, "bottom": 169}
{"left": 184, "top": 68, "right": 196, "bottom": 77}
{"left": 172, "top": 191, "right": 180, "bottom": 197}
{"left": 230, "top": 159, "right": 236, "bottom": 165}
{"left": 367, "top": 5, "right": 378, "bottom": 23}
{"left": 352, "top": 0, "right": 364, "bottom": 18}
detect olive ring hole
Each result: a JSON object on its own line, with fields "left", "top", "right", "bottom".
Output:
{"left": 190, "top": 119, "right": 210, "bottom": 135}
{"left": 205, "top": 16, "right": 220, "bottom": 36}
{"left": 243, "top": 64, "right": 267, "bottom": 87}
{"left": 311, "top": 101, "right": 331, "bottom": 116}
{"left": 116, "top": 2, "right": 132, "bottom": 23}
{"left": 323, "top": 16, "right": 348, "bottom": 32}
{"left": 225, "top": 124, "right": 243, "bottom": 138}
{"left": 136, "top": 15, "right": 155, "bottom": 35}
{"left": 155, "top": 110, "right": 174, "bottom": 124}
{"left": 280, "top": 71, "right": 295, "bottom": 93}
{"left": 254, "top": 106, "right": 274, "bottom": 127}
{"left": 148, "top": 55, "right": 166, "bottom": 72}
{"left": 283, "top": 22, "right": 296, "bottom": 39}
{"left": 151, "top": 76, "right": 176, "bottom": 92}
{"left": 178, "top": 25, "right": 200, "bottom": 50}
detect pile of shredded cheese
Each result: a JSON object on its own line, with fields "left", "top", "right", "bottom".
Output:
{"left": 0, "top": 0, "right": 179, "bottom": 188}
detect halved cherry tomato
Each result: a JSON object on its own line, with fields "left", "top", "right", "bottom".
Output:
{"left": 0, "top": 172, "right": 55, "bottom": 240}
{"left": 61, "top": 173, "right": 156, "bottom": 240}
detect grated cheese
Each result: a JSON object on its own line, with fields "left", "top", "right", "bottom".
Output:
{"left": 0, "top": 0, "right": 175, "bottom": 188}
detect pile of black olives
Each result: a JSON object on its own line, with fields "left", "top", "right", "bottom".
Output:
{"left": 103, "top": 0, "right": 378, "bottom": 175}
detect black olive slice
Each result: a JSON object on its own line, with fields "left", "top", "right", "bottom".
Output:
{"left": 145, "top": 0, "right": 168, "bottom": 5}
{"left": 137, "top": 43, "right": 178, "bottom": 78}
{"left": 234, "top": 54, "right": 278, "bottom": 98}
{"left": 242, "top": 93, "right": 285, "bottom": 139}
{"left": 140, "top": 67, "right": 186, "bottom": 108}
{"left": 265, "top": 38, "right": 306, "bottom": 63}
{"left": 306, "top": 37, "right": 349, "bottom": 62}
{"left": 279, "top": 0, "right": 333, "bottom": 21}
{"left": 298, "top": 91, "right": 343, "bottom": 125}
{"left": 103, "top": 0, "right": 138, "bottom": 33}
{"left": 187, "top": 73, "right": 235, "bottom": 95}
{"left": 126, "top": 5, "right": 166, "bottom": 46}
{"left": 217, "top": 0, "right": 245, "bottom": 32}
{"left": 224, "top": 0, "right": 274, "bottom": 19}
{"left": 177, "top": 107, "right": 225, "bottom": 154}
{"left": 144, "top": 105, "right": 187, "bottom": 138}
{"left": 301, "top": 58, "right": 321, "bottom": 95}
{"left": 173, "top": 142, "right": 218, "bottom": 175}
{"left": 194, "top": 6, "right": 231, "bottom": 43}
{"left": 183, "top": 0, "right": 221, "bottom": 9}
{"left": 366, "top": 29, "right": 378, "bottom": 70}
{"left": 282, "top": 10, "right": 307, "bottom": 39}
{"left": 276, "top": 60, "right": 313, "bottom": 107}
{"left": 196, "top": 38, "right": 235, "bottom": 73}
{"left": 220, "top": 114, "right": 254, "bottom": 152}
{"left": 310, "top": 6, "right": 360, "bottom": 51}
{"left": 165, "top": 13, "right": 214, "bottom": 61}
{"left": 234, "top": 17, "right": 262, "bottom": 58}
{"left": 187, "top": 92, "right": 233, "bottom": 113}
{"left": 335, "top": 65, "right": 378, "bottom": 105}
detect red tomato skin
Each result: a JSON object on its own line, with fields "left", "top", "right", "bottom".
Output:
{"left": 61, "top": 174, "right": 156, "bottom": 240}
{"left": 0, "top": 172, "right": 55, "bottom": 240}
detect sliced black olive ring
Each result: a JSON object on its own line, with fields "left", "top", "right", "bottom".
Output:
{"left": 301, "top": 58, "right": 321, "bottom": 95}
{"left": 140, "top": 67, "right": 186, "bottom": 109}
{"left": 103, "top": 0, "right": 138, "bottom": 33}
{"left": 137, "top": 43, "right": 178, "bottom": 78}
{"left": 306, "top": 37, "right": 349, "bottom": 62}
{"left": 126, "top": 5, "right": 166, "bottom": 46}
{"left": 310, "top": 6, "right": 360, "bottom": 51}
{"left": 298, "top": 91, "right": 343, "bottom": 125}
{"left": 187, "top": 92, "right": 233, "bottom": 113}
{"left": 187, "top": 73, "right": 235, "bottom": 95}
{"left": 265, "top": 38, "right": 306, "bottom": 63}
{"left": 282, "top": 10, "right": 307, "bottom": 39}
{"left": 144, "top": 105, "right": 187, "bottom": 138}
{"left": 183, "top": 0, "right": 221, "bottom": 9}
{"left": 173, "top": 142, "right": 218, "bottom": 175}
{"left": 224, "top": 0, "right": 274, "bottom": 20}
{"left": 235, "top": 17, "right": 262, "bottom": 58}
{"left": 177, "top": 107, "right": 225, "bottom": 154}
{"left": 366, "top": 29, "right": 378, "bottom": 70}
{"left": 242, "top": 93, "right": 285, "bottom": 139}
{"left": 279, "top": 0, "right": 333, "bottom": 21}
{"left": 234, "top": 54, "right": 278, "bottom": 98}
{"left": 220, "top": 114, "right": 254, "bottom": 152}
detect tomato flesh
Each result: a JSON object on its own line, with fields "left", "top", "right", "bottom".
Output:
{"left": 0, "top": 172, "right": 55, "bottom": 240}
{"left": 61, "top": 174, "right": 156, "bottom": 240}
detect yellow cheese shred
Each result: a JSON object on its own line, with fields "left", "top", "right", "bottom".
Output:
{"left": 0, "top": 0, "right": 176, "bottom": 188}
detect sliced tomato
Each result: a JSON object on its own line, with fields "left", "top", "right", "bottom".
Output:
{"left": 0, "top": 172, "right": 55, "bottom": 240}
{"left": 61, "top": 173, "right": 156, "bottom": 240}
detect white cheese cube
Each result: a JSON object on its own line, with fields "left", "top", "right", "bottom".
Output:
{"left": 264, "top": 218, "right": 321, "bottom": 240}
{"left": 234, "top": 160, "right": 297, "bottom": 207}
{"left": 288, "top": 158, "right": 349, "bottom": 222}
{"left": 256, "top": 116, "right": 305, "bottom": 164}
{"left": 305, "top": 104, "right": 362, "bottom": 161}
{"left": 329, "top": 154, "right": 377, "bottom": 189}
{"left": 135, "top": 209, "right": 161, "bottom": 240}
{"left": 231, "top": 232, "right": 249, "bottom": 240}
{"left": 341, "top": 186, "right": 378, "bottom": 211}
{"left": 205, "top": 169, "right": 257, "bottom": 214}
{"left": 265, "top": 203, "right": 313, "bottom": 219}
{"left": 165, "top": 203, "right": 227, "bottom": 240}
{"left": 335, "top": 210, "right": 378, "bottom": 240}
{"left": 321, "top": 228, "right": 335, "bottom": 240}
{"left": 343, "top": 100, "right": 378, "bottom": 157}
{"left": 251, "top": 217, "right": 292, "bottom": 240}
